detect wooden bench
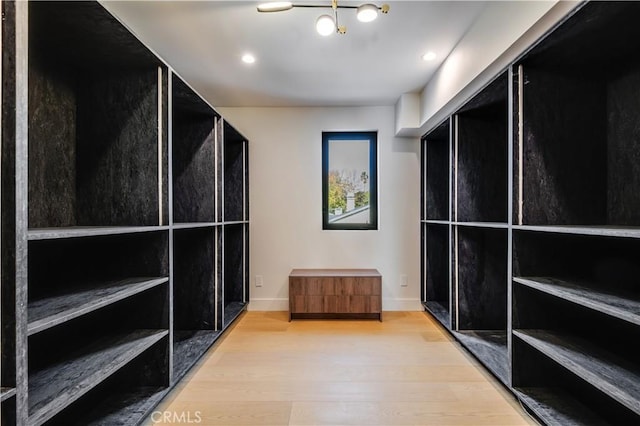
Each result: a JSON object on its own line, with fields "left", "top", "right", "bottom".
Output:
{"left": 288, "top": 269, "right": 382, "bottom": 321}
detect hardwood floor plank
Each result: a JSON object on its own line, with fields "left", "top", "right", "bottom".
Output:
{"left": 145, "top": 311, "right": 535, "bottom": 426}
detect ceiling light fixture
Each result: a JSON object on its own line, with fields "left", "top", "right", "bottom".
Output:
{"left": 422, "top": 51, "right": 436, "bottom": 61}
{"left": 242, "top": 53, "right": 256, "bottom": 64}
{"left": 257, "top": 0, "right": 389, "bottom": 35}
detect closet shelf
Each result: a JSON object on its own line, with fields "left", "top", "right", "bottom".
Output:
{"left": 173, "top": 330, "right": 222, "bottom": 384}
{"left": 453, "top": 330, "right": 509, "bottom": 385}
{"left": 224, "top": 301, "right": 247, "bottom": 327}
{"left": 222, "top": 220, "right": 248, "bottom": 226}
{"left": 28, "top": 329, "right": 168, "bottom": 426}
{"left": 424, "top": 219, "right": 450, "bottom": 225}
{"left": 512, "top": 225, "right": 640, "bottom": 239}
{"left": 514, "top": 387, "right": 611, "bottom": 426}
{"left": 28, "top": 226, "right": 169, "bottom": 241}
{"left": 28, "top": 277, "right": 169, "bottom": 336}
{"left": 513, "top": 329, "right": 640, "bottom": 415}
{"left": 453, "top": 221, "right": 509, "bottom": 229}
{"left": 172, "top": 222, "right": 220, "bottom": 230}
{"left": 72, "top": 386, "right": 168, "bottom": 425}
{"left": 0, "top": 387, "right": 16, "bottom": 402}
{"left": 513, "top": 277, "right": 640, "bottom": 326}
{"left": 423, "top": 301, "right": 449, "bottom": 328}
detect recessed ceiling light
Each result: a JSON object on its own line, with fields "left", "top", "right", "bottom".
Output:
{"left": 242, "top": 53, "right": 256, "bottom": 64}
{"left": 422, "top": 51, "right": 436, "bottom": 61}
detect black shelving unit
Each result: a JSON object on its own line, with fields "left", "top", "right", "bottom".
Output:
{"left": 0, "top": 2, "right": 250, "bottom": 424}
{"left": 420, "top": 2, "right": 640, "bottom": 423}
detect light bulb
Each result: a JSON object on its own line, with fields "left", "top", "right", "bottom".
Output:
{"left": 242, "top": 53, "right": 256, "bottom": 64}
{"left": 316, "top": 14, "right": 335, "bottom": 36}
{"left": 422, "top": 51, "right": 436, "bottom": 61}
{"left": 356, "top": 4, "right": 378, "bottom": 22}
{"left": 257, "top": 2, "right": 293, "bottom": 12}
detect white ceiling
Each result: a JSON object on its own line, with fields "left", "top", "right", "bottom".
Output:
{"left": 102, "top": 1, "right": 487, "bottom": 107}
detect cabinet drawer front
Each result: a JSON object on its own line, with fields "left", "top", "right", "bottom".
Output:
{"left": 353, "top": 278, "right": 382, "bottom": 295}
{"left": 289, "top": 278, "right": 305, "bottom": 296}
{"left": 349, "top": 295, "right": 381, "bottom": 313}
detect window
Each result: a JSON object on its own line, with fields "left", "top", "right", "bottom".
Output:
{"left": 322, "top": 131, "right": 378, "bottom": 230}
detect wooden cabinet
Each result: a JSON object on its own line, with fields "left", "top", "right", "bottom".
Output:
{"left": 289, "top": 269, "right": 382, "bottom": 321}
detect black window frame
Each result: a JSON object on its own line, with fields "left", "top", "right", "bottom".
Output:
{"left": 322, "top": 131, "right": 378, "bottom": 230}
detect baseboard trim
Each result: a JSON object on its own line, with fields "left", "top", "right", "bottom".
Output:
{"left": 247, "top": 298, "right": 422, "bottom": 312}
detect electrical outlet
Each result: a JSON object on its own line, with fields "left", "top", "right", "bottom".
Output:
{"left": 400, "top": 274, "right": 408, "bottom": 287}
{"left": 255, "top": 275, "right": 263, "bottom": 287}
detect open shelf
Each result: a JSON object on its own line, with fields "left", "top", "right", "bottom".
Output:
{"left": 28, "top": 2, "right": 167, "bottom": 229}
{"left": 516, "top": 2, "right": 640, "bottom": 227}
{"left": 454, "top": 330, "right": 508, "bottom": 385}
{"left": 513, "top": 224, "right": 640, "bottom": 239}
{"left": 67, "top": 386, "right": 168, "bottom": 426}
{"left": 172, "top": 74, "right": 217, "bottom": 224}
{"left": 422, "top": 119, "right": 450, "bottom": 221}
{"left": 28, "top": 329, "right": 167, "bottom": 425}
{"left": 423, "top": 302, "right": 449, "bottom": 328}
{"left": 1, "top": 387, "right": 16, "bottom": 402}
{"left": 223, "top": 224, "right": 247, "bottom": 327}
{"left": 173, "top": 228, "right": 217, "bottom": 381}
{"left": 172, "top": 222, "right": 219, "bottom": 230}
{"left": 40, "top": 340, "right": 170, "bottom": 426}
{"left": 456, "top": 226, "right": 507, "bottom": 331}
{"left": 423, "top": 223, "right": 450, "bottom": 328}
{"left": 27, "top": 225, "right": 170, "bottom": 240}
{"left": 514, "top": 387, "right": 612, "bottom": 426}
{"left": 513, "top": 276, "right": 640, "bottom": 327}
{"left": 455, "top": 72, "right": 508, "bottom": 223}
{"left": 513, "top": 231, "right": 640, "bottom": 323}
{"left": 28, "top": 277, "right": 168, "bottom": 336}
{"left": 514, "top": 329, "right": 640, "bottom": 415}
{"left": 28, "top": 232, "right": 169, "bottom": 316}
{"left": 223, "top": 121, "right": 247, "bottom": 223}
{"left": 173, "top": 330, "right": 222, "bottom": 383}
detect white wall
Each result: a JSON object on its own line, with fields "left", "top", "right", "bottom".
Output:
{"left": 395, "top": 0, "right": 580, "bottom": 137}
{"left": 219, "top": 106, "right": 421, "bottom": 311}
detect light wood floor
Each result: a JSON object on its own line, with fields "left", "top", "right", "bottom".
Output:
{"left": 146, "top": 311, "right": 537, "bottom": 425}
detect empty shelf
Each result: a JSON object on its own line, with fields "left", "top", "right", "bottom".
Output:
{"left": 1, "top": 387, "right": 16, "bottom": 402}
{"left": 423, "top": 301, "right": 450, "bottom": 328}
{"left": 28, "top": 226, "right": 169, "bottom": 240}
{"left": 173, "top": 330, "right": 221, "bottom": 383}
{"left": 76, "top": 386, "right": 168, "bottom": 426}
{"left": 454, "top": 221, "right": 509, "bottom": 229}
{"left": 454, "top": 330, "right": 509, "bottom": 385}
{"left": 514, "top": 277, "right": 640, "bottom": 326}
{"left": 515, "top": 387, "right": 611, "bottom": 426}
{"left": 513, "top": 225, "right": 640, "bottom": 239}
{"left": 28, "top": 277, "right": 168, "bottom": 335}
{"left": 172, "top": 222, "right": 220, "bottom": 230}
{"left": 28, "top": 329, "right": 168, "bottom": 426}
{"left": 224, "top": 301, "right": 247, "bottom": 327}
{"left": 513, "top": 329, "right": 640, "bottom": 415}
